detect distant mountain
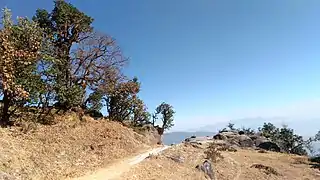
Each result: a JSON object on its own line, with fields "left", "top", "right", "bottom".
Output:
{"left": 162, "top": 131, "right": 215, "bottom": 145}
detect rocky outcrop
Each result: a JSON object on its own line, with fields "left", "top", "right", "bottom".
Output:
{"left": 258, "top": 141, "right": 281, "bottom": 152}
{"left": 219, "top": 131, "right": 239, "bottom": 139}
{"left": 212, "top": 130, "right": 281, "bottom": 152}
{"left": 250, "top": 135, "right": 269, "bottom": 146}
{"left": 236, "top": 134, "right": 254, "bottom": 147}
{"left": 213, "top": 133, "right": 227, "bottom": 140}
{"left": 214, "top": 131, "right": 253, "bottom": 148}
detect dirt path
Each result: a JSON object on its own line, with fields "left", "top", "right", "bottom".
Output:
{"left": 71, "top": 146, "right": 170, "bottom": 180}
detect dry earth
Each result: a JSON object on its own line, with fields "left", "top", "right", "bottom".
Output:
{"left": 120, "top": 142, "right": 320, "bottom": 180}
{"left": 0, "top": 114, "right": 157, "bottom": 180}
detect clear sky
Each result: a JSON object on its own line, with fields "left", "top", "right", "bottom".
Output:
{"left": 1, "top": 0, "right": 320, "bottom": 132}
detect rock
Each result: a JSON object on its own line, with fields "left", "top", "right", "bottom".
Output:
{"left": 196, "top": 160, "right": 215, "bottom": 180}
{"left": 258, "top": 141, "right": 281, "bottom": 152}
{"left": 213, "top": 133, "right": 227, "bottom": 140}
{"left": 225, "top": 134, "right": 253, "bottom": 148}
{"left": 237, "top": 135, "right": 254, "bottom": 147}
{"left": 251, "top": 135, "right": 269, "bottom": 146}
{"left": 212, "top": 140, "right": 230, "bottom": 146}
{"left": 219, "top": 131, "right": 239, "bottom": 139}
{"left": 185, "top": 142, "right": 203, "bottom": 149}
{"left": 227, "top": 138, "right": 240, "bottom": 147}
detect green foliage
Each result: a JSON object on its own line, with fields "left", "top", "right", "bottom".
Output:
{"left": 259, "top": 123, "right": 308, "bottom": 155}
{"left": 227, "top": 123, "right": 235, "bottom": 131}
{"left": 105, "top": 78, "right": 141, "bottom": 121}
{"left": 0, "top": 8, "right": 44, "bottom": 125}
{"left": 305, "top": 131, "right": 320, "bottom": 156}
{"left": 33, "top": 0, "right": 94, "bottom": 109}
{"left": 240, "top": 127, "right": 255, "bottom": 135}
{"left": 131, "top": 98, "right": 151, "bottom": 126}
{"left": 55, "top": 84, "right": 85, "bottom": 109}
{"left": 309, "top": 156, "right": 320, "bottom": 163}
{"left": 259, "top": 123, "right": 278, "bottom": 138}
{"left": 155, "top": 102, "right": 175, "bottom": 131}
{"left": 85, "top": 90, "right": 104, "bottom": 111}
{"left": 0, "top": 2, "right": 174, "bottom": 130}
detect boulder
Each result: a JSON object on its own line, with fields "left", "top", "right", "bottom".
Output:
{"left": 258, "top": 141, "right": 281, "bottom": 152}
{"left": 196, "top": 160, "right": 215, "bottom": 180}
{"left": 234, "top": 134, "right": 254, "bottom": 147}
{"left": 213, "top": 133, "right": 227, "bottom": 140}
{"left": 219, "top": 131, "right": 239, "bottom": 139}
{"left": 213, "top": 140, "right": 230, "bottom": 146}
{"left": 227, "top": 138, "right": 240, "bottom": 147}
{"left": 254, "top": 137, "right": 269, "bottom": 147}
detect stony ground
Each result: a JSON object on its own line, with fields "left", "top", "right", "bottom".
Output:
{"left": 120, "top": 142, "right": 320, "bottom": 180}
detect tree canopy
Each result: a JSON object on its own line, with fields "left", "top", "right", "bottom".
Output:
{"left": 0, "top": 1, "right": 175, "bottom": 131}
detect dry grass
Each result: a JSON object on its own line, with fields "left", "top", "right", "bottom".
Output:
{"left": 0, "top": 114, "right": 154, "bottom": 180}
{"left": 120, "top": 142, "right": 320, "bottom": 180}
{"left": 250, "top": 164, "right": 281, "bottom": 176}
{"left": 204, "top": 142, "right": 223, "bottom": 163}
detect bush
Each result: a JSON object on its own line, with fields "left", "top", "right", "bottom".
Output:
{"left": 309, "top": 156, "right": 320, "bottom": 164}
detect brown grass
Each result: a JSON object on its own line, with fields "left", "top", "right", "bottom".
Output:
{"left": 204, "top": 142, "right": 223, "bottom": 163}
{"left": 0, "top": 114, "right": 154, "bottom": 180}
{"left": 120, "top": 142, "right": 320, "bottom": 180}
{"left": 250, "top": 164, "right": 280, "bottom": 176}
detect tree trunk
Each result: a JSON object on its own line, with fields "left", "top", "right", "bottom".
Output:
{"left": 1, "top": 90, "right": 10, "bottom": 126}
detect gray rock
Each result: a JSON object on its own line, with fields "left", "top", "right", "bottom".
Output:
{"left": 212, "top": 140, "right": 230, "bottom": 146}
{"left": 219, "top": 131, "right": 238, "bottom": 139}
{"left": 213, "top": 133, "right": 227, "bottom": 140}
{"left": 237, "top": 135, "right": 254, "bottom": 147}
{"left": 250, "top": 135, "right": 269, "bottom": 146}
{"left": 227, "top": 138, "right": 240, "bottom": 147}
{"left": 258, "top": 141, "right": 281, "bottom": 152}
{"left": 196, "top": 160, "right": 215, "bottom": 180}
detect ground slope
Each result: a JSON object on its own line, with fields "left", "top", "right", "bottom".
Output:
{"left": 0, "top": 116, "right": 156, "bottom": 180}
{"left": 72, "top": 146, "right": 169, "bottom": 180}
{"left": 120, "top": 142, "right": 320, "bottom": 180}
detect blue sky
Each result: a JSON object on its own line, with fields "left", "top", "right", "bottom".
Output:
{"left": 2, "top": 0, "right": 320, "bottom": 132}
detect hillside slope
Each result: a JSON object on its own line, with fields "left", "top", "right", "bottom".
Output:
{"left": 0, "top": 115, "right": 158, "bottom": 180}
{"left": 120, "top": 142, "right": 320, "bottom": 180}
